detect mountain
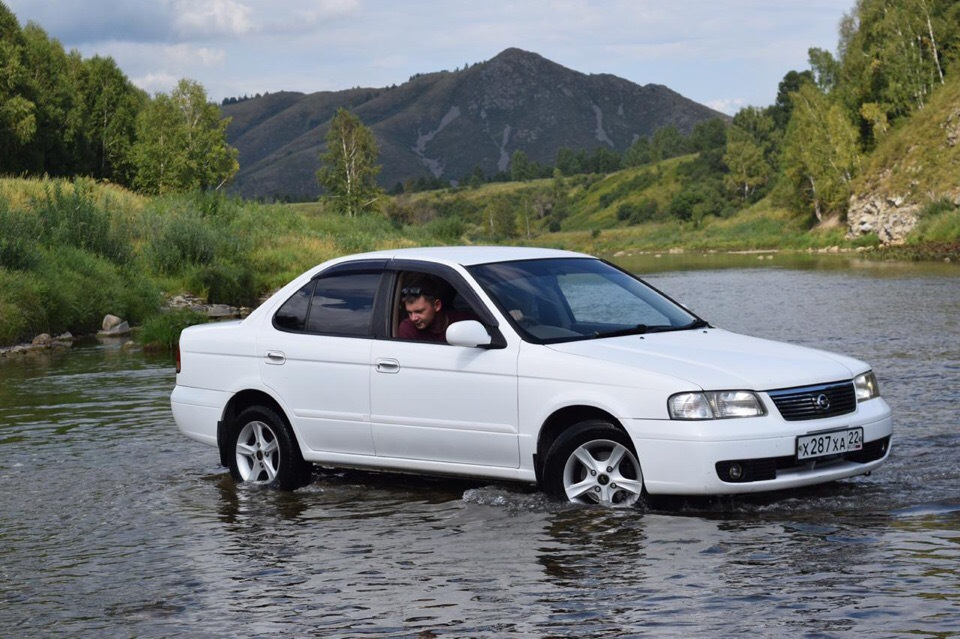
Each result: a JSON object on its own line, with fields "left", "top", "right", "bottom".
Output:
{"left": 223, "top": 48, "right": 727, "bottom": 200}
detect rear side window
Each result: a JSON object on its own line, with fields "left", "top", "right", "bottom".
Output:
{"left": 274, "top": 272, "right": 381, "bottom": 337}
{"left": 274, "top": 281, "right": 315, "bottom": 331}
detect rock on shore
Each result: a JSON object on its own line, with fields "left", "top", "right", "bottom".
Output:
{"left": 0, "top": 332, "right": 74, "bottom": 357}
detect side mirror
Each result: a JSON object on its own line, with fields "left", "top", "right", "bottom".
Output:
{"left": 446, "top": 320, "right": 493, "bottom": 348}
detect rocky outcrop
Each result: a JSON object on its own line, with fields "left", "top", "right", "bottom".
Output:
{"left": 944, "top": 107, "right": 960, "bottom": 147}
{"left": 846, "top": 194, "right": 923, "bottom": 244}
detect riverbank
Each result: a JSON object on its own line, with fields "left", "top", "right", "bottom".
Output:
{"left": 1, "top": 176, "right": 957, "bottom": 349}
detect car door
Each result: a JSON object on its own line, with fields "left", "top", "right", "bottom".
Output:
{"left": 258, "top": 263, "right": 385, "bottom": 456}
{"left": 369, "top": 264, "right": 521, "bottom": 468}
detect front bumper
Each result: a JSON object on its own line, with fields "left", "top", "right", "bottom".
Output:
{"left": 623, "top": 398, "right": 893, "bottom": 495}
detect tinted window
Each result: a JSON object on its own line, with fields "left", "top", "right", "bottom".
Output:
{"left": 305, "top": 272, "right": 381, "bottom": 336}
{"left": 274, "top": 281, "right": 315, "bottom": 331}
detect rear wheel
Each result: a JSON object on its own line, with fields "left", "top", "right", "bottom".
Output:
{"left": 228, "top": 406, "right": 311, "bottom": 490}
{"left": 542, "top": 420, "right": 644, "bottom": 507}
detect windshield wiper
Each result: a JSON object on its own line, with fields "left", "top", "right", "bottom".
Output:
{"left": 591, "top": 324, "right": 650, "bottom": 339}
{"left": 591, "top": 319, "right": 709, "bottom": 339}
{"left": 680, "top": 318, "right": 710, "bottom": 330}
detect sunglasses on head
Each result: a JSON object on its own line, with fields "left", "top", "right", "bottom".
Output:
{"left": 401, "top": 286, "right": 424, "bottom": 297}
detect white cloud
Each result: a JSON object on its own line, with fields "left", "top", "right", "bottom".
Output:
{"left": 706, "top": 98, "right": 747, "bottom": 115}
{"left": 132, "top": 72, "right": 180, "bottom": 95}
{"left": 5, "top": 0, "right": 853, "bottom": 108}
{"left": 164, "top": 45, "right": 227, "bottom": 67}
{"left": 173, "top": 0, "right": 254, "bottom": 39}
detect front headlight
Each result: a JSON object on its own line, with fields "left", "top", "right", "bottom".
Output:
{"left": 668, "top": 391, "right": 766, "bottom": 420}
{"left": 854, "top": 371, "right": 880, "bottom": 401}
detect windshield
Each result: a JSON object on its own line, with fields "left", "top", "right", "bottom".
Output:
{"left": 469, "top": 258, "right": 702, "bottom": 344}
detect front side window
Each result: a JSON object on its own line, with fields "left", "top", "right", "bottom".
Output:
{"left": 470, "top": 258, "right": 699, "bottom": 343}
{"left": 274, "top": 272, "right": 381, "bottom": 336}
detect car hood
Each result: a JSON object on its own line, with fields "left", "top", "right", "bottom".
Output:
{"left": 545, "top": 328, "right": 865, "bottom": 391}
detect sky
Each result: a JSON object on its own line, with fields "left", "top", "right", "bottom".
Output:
{"left": 5, "top": 0, "right": 853, "bottom": 115}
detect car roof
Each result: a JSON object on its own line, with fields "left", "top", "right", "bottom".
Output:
{"left": 335, "top": 246, "right": 593, "bottom": 268}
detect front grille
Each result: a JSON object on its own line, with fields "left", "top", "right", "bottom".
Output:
{"left": 767, "top": 381, "right": 857, "bottom": 421}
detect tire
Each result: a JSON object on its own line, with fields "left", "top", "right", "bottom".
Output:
{"left": 227, "top": 405, "right": 311, "bottom": 490}
{"left": 542, "top": 420, "right": 644, "bottom": 507}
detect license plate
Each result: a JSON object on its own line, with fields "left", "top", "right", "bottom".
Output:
{"left": 796, "top": 428, "right": 863, "bottom": 460}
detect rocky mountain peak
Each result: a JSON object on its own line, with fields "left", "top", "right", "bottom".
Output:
{"left": 223, "top": 49, "right": 726, "bottom": 199}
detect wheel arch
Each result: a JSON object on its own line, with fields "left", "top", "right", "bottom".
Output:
{"left": 218, "top": 389, "right": 294, "bottom": 468}
{"left": 535, "top": 405, "right": 627, "bottom": 484}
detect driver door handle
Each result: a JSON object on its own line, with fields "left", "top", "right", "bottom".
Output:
{"left": 376, "top": 358, "right": 400, "bottom": 374}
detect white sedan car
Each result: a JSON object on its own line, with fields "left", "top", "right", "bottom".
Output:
{"left": 171, "top": 247, "right": 892, "bottom": 505}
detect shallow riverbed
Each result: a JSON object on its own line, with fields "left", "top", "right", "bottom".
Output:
{"left": 1, "top": 256, "right": 958, "bottom": 637}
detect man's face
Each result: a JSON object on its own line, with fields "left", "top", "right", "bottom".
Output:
{"left": 404, "top": 296, "right": 441, "bottom": 331}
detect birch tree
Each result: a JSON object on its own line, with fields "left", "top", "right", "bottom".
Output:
{"left": 131, "top": 79, "right": 238, "bottom": 195}
{"left": 317, "top": 108, "right": 382, "bottom": 217}
{"left": 781, "top": 84, "right": 861, "bottom": 220}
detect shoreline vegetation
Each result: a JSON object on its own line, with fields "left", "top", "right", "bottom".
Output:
{"left": 1, "top": 176, "right": 957, "bottom": 353}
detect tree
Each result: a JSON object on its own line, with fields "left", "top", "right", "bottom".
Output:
{"left": 768, "top": 69, "right": 816, "bottom": 130}
{"left": 509, "top": 149, "right": 532, "bottom": 181}
{"left": 131, "top": 79, "right": 238, "bottom": 195}
{"left": 835, "top": 0, "right": 954, "bottom": 125}
{"left": 723, "top": 107, "right": 777, "bottom": 200}
{"left": 555, "top": 146, "right": 581, "bottom": 175}
{"left": 18, "top": 23, "right": 76, "bottom": 175}
{"left": 76, "top": 55, "right": 146, "bottom": 184}
{"left": 781, "top": 84, "right": 861, "bottom": 220}
{"left": 621, "top": 137, "right": 651, "bottom": 167}
{"left": 723, "top": 125, "right": 770, "bottom": 200}
{"left": 590, "top": 146, "right": 621, "bottom": 173}
{"left": 488, "top": 199, "right": 517, "bottom": 238}
{"left": 317, "top": 108, "right": 382, "bottom": 216}
{"left": 690, "top": 118, "right": 727, "bottom": 152}
{"left": 0, "top": 7, "right": 36, "bottom": 173}
{"left": 650, "top": 125, "right": 686, "bottom": 161}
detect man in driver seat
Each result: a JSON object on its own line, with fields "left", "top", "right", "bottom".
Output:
{"left": 398, "top": 275, "right": 475, "bottom": 343}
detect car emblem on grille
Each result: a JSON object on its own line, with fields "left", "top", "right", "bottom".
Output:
{"left": 816, "top": 394, "right": 831, "bottom": 411}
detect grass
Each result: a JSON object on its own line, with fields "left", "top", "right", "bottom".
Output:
{"left": 852, "top": 71, "right": 960, "bottom": 201}
{"left": 139, "top": 309, "right": 209, "bottom": 351}
{"left": 0, "top": 178, "right": 455, "bottom": 347}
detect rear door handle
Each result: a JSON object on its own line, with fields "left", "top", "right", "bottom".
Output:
{"left": 265, "top": 350, "right": 286, "bottom": 365}
{"left": 376, "top": 358, "right": 400, "bottom": 374}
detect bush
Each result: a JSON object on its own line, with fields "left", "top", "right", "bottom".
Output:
{"left": 34, "top": 247, "right": 161, "bottom": 336}
{"left": 139, "top": 309, "right": 208, "bottom": 351}
{"left": 149, "top": 213, "right": 218, "bottom": 274}
{"left": 0, "top": 269, "right": 47, "bottom": 344}
{"left": 920, "top": 198, "right": 958, "bottom": 218}
{"left": 422, "top": 216, "right": 466, "bottom": 243}
{"left": 32, "top": 179, "right": 133, "bottom": 266}
{"left": 616, "top": 203, "right": 637, "bottom": 221}
{"left": 0, "top": 203, "right": 40, "bottom": 270}
{"left": 188, "top": 262, "right": 257, "bottom": 307}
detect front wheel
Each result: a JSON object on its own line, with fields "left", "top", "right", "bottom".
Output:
{"left": 542, "top": 420, "right": 644, "bottom": 507}
{"left": 228, "top": 406, "right": 311, "bottom": 490}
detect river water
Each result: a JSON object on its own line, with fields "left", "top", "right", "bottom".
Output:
{"left": 1, "top": 255, "right": 958, "bottom": 638}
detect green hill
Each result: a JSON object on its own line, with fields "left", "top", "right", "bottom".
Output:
{"left": 847, "top": 71, "right": 960, "bottom": 245}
